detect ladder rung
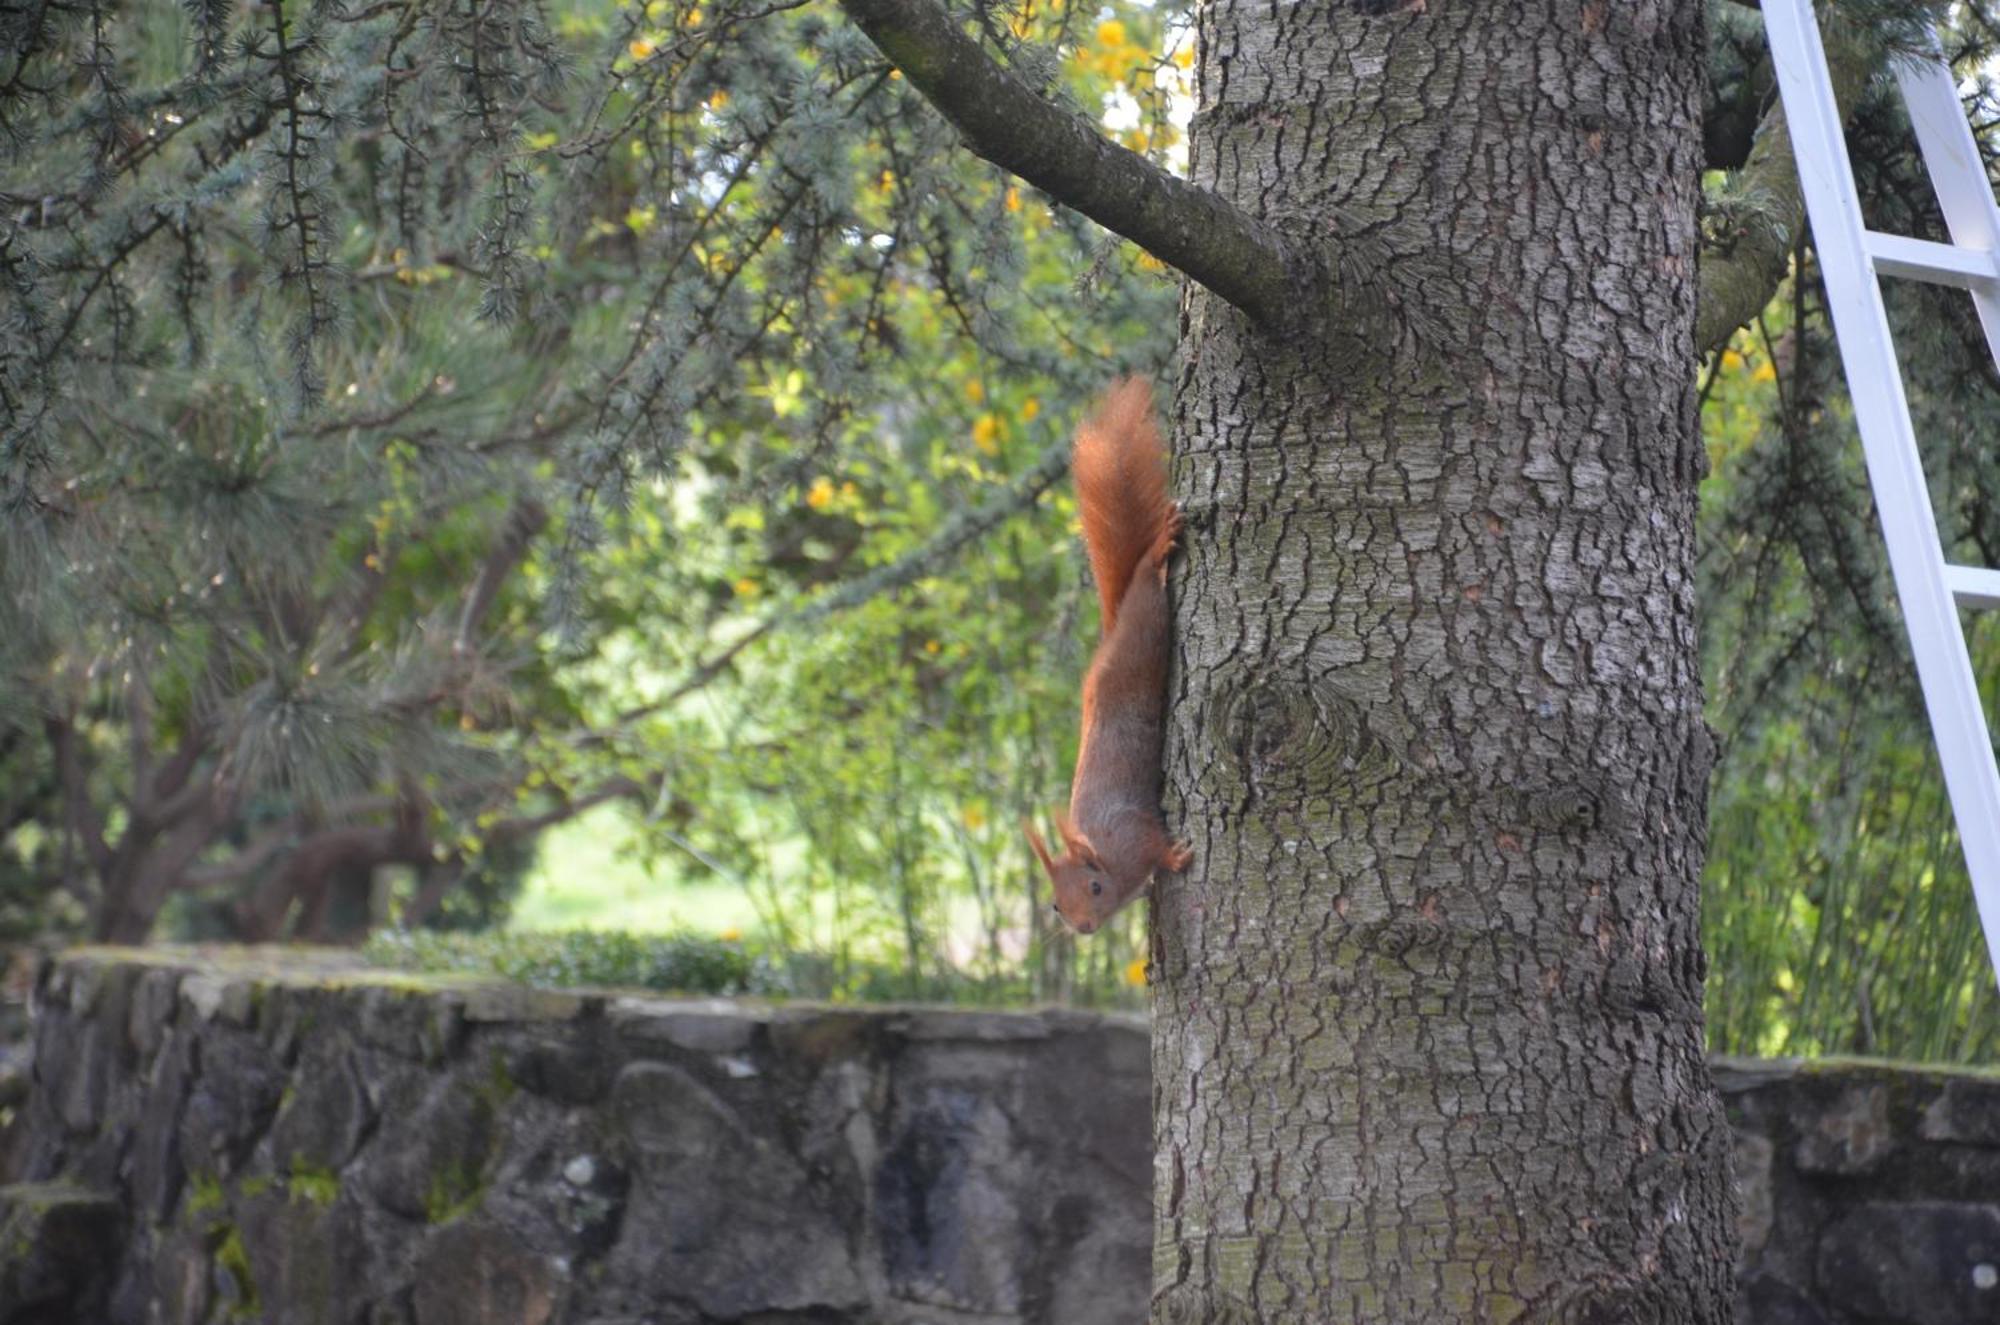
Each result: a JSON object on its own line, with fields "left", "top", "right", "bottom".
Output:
{"left": 1866, "top": 231, "right": 2000, "bottom": 288}
{"left": 1946, "top": 563, "right": 2000, "bottom": 609}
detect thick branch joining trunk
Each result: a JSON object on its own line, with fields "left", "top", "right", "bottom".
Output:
{"left": 230, "top": 776, "right": 650, "bottom": 941}
{"left": 234, "top": 803, "right": 433, "bottom": 942}
{"left": 836, "top": 0, "right": 1302, "bottom": 330}
{"left": 1694, "top": 14, "right": 1877, "bottom": 357}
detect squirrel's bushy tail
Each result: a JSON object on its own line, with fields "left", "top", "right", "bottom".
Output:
{"left": 1072, "top": 377, "right": 1172, "bottom": 635}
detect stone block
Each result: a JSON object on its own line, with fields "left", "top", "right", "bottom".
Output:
{"left": 1734, "top": 1273, "right": 1831, "bottom": 1325}
{"left": 411, "top": 1221, "right": 562, "bottom": 1325}
{"left": 270, "top": 1047, "right": 374, "bottom": 1174}
{"left": 606, "top": 997, "right": 758, "bottom": 1055}
{"left": 360, "top": 1072, "right": 500, "bottom": 1222}
{"left": 0, "top": 1182, "right": 121, "bottom": 1324}
{"left": 126, "top": 966, "right": 183, "bottom": 1060}
{"left": 177, "top": 1028, "right": 285, "bottom": 1175}
{"left": 1815, "top": 1201, "right": 2000, "bottom": 1325}
{"left": 1793, "top": 1082, "right": 1892, "bottom": 1175}
{"left": 238, "top": 1189, "right": 373, "bottom": 1325}
{"left": 600, "top": 1061, "right": 866, "bottom": 1319}
{"left": 1733, "top": 1130, "right": 1774, "bottom": 1268}
{"left": 1921, "top": 1077, "right": 2000, "bottom": 1147}
{"left": 875, "top": 1080, "right": 1026, "bottom": 1314}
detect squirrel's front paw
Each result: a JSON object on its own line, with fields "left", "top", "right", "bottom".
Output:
{"left": 1163, "top": 839, "right": 1193, "bottom": 872}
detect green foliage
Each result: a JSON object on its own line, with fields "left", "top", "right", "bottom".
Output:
{"left": 1698, "top": 70, "right": 2000, "bottom": 1061}
{"left": 3, "top": 0, "right": 1996, "bottom": 1047}
{"left": 0, "top": 0, "right": 1184, "bottom": 1000}
{"left": 366, "top": 927, "right": 778, "bottom": 995}
{"left": 361, "top": 924, "right": 1146, "bottom": 1006}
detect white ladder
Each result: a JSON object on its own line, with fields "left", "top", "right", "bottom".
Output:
{"left": 1763, "top": 0, "right": 2000, "bottom": 991}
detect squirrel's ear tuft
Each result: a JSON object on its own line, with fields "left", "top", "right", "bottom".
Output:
{"left": 1054, "top": 813, "right": 1099, "bottom": 867}
{"left": 1023, "top": 820, "right": 1059, "bottom": 877}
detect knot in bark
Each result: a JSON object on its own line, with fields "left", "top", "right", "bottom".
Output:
{"left": 1518, "top": 782, "right": 1609, "bottom": 834}
{"left": 1210, "top": 673, "right": 1400, "bottom": 802}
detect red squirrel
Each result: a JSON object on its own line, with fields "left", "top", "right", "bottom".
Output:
{"left": 1027, "top": 377, "right": 1191, "bottom": 935}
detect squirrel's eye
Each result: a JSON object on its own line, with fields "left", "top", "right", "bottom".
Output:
{"left": 1090, "top": 879, "right": 1103, "bottom": 896}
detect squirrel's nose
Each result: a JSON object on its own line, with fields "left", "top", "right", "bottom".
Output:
{"left": 1074, "top": 919, "right": 1097, "bottom": 935}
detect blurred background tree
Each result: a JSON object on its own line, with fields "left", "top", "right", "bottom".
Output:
{"left": 1, "top": 0, "right": 1996, "bottom": 1051}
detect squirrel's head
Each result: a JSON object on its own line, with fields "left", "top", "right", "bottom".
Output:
{"left": 1025, "top": 815, "right": 1119, "bottom": 935}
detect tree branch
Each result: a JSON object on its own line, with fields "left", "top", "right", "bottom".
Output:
{"left": 836, "top": 0, "right": 1299, "bottom": 328}
{"left": 611, "top": 426, "right": 1077, "bottom": 730}
{"left": 482, "top": 776, "right": 647, "bottom": 844}
{"left": 457, "top": 496, "right": 549, "bottom": 654}
{"left": 1695, "top": 15, "right": 1876, "bottom": 357}
{"left": 44, "top": 715, "right": 112, "bottom": 876}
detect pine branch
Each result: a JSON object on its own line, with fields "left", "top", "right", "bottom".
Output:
{"left": 836, "top": 0, "right": 1300, "bottom": 329}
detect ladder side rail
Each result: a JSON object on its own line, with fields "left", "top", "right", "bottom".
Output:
{"left": 1894, "top": 53, "right": 2000, "bottom": 370}
{"left": 1764, "top": 0, "right": 2000, "bottom": 990}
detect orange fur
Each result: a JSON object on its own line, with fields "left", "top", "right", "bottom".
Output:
{"left": 1072, "top": 376, "right": 1175, "bottom": 636}
{"left": 1029, "top": 377, "right": 1191, "bottom": 935}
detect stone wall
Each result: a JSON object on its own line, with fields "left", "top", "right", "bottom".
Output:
{"left": 1, "top": 949, "right": 1997, "bottom": 1324}
{"left": 1, "top": 949, "right": 1148, "bottom": 1324}
{"left": 1720, "top": 1056, "right": 2000, "bottom": 1325}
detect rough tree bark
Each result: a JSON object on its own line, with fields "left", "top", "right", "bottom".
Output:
{"left": 1150, "top": 3, "right": 1736, "bottom": 1319}
{"left": 836, "top": 0, "right": 1815, "bottom": 1318}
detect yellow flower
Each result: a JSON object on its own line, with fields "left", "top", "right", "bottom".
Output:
{"left": 1124, "top": 958, "right": 1149, "bottom": 987}
{"left": 1021, "top": 397, "right": 1040, "bottom": 422}
{"left": 972, "top": 413, "right": 1001, "bottom": 454}
{"left": 720, "top": 927, "right": 743, "bottom": 942}
{"left": 733, "top": 577, "right": 760, "bottom": 598}
{"left": 1720, "top": 348, "right": 1746, "bottom": 373}
{"left": 1095, "top": 19, "right": 1126, "bottom": 46}
{"left": 805, "top": 476, "right": 835, "bottom": 509}
{"left": 707, "top": 89, "right": 729, "bottom": 110}
{"left": 1136, "top": 251, "right": 1167, "bottom": 273}
{"left": 1173, "top": 45, "right": 1194, "bottom": 70}
{"left": 961, "top": 802, "right": 988, "bottom": 830}
{"left": 1751, "top": 359, "right": 1777, "bottom": 384}
{"left": 685, "top": 6, "right": 702, "bottom": 26}
{"left": 628, "top": 37, "right": 656, "bottom": 60}
{"left": 964, "top": 378, "right": 986, "bottom": 402}
{"left": 1004, "top": 187, "right": 1022, "bottom": 214}
{"left": 924, "top": 639, "right": 942, "bottom": 655}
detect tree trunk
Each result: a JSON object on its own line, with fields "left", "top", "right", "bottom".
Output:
{"left": 1152, "top": 3, "right": 1735, "bottom": 1320}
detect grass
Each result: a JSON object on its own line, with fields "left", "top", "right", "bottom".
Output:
{"left": 509, "top": 807, "right": 756, "bottom": 933}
